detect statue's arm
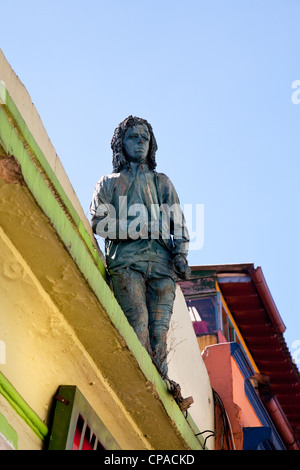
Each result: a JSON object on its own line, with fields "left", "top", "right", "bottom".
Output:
{"left": 89, "top": 177, "right": 118, "bottom": 239}
{"left": 158, "top": 174, "right": 191, "bottom": 279}
{"left": 90, "top": 176, "right": 146, "bottom": 240}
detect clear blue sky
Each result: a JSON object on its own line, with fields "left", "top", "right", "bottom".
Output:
{"left": 1, "top": 0, "right": 299, "bottom": 359}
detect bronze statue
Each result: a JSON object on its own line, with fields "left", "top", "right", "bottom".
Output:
{"left": 90, "top": 116, "right": 190, "bottom": 377}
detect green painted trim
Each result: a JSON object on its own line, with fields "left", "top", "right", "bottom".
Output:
{"left": 0, "top": 372, "right": 48, "bottom": 441}
{"left": 0, "top": 86, "right": 205, "bottom": 450}
{"left": 0, "top": 84, "right": 105, "bottom": 278}
{"left": 0, "top": 105, "right": 105, "bottom": 279}
{"left": 0, "top": 413, "right": 18, "bottom": 449}
{"left": 48, "top": 387, "right": 76, "bottom": 450}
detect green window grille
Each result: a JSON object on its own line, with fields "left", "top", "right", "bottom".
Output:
{"left": 48, "top": 385, "right": 121, "bottom": 450}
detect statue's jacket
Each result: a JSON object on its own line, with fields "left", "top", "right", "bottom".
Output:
{"left": 90, "top": 162, "right": 189, "bottom": 273}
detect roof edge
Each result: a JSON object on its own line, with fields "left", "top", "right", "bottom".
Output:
{"left": 190, "top": 263, "right": 286, "bottom": 335}
{"left": 191, "top": 263, "right": 254, "bottom": 274}
{"left": 249, "top": 266, "right": 286, "bottom": 334}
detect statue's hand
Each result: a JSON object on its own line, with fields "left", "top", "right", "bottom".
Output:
{"left": 173, "top": 254, "right": 191, "bottom": 280}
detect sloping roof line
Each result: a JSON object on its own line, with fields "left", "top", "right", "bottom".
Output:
{"left": 193, "top": 264, "right": 300, "bottom": 447}
{"left": 248, "top": 266, "right": 286, "bottom": 334}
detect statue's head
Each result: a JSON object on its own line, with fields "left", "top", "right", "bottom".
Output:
{"left": 111, "top": 116, "right": 157, "bottom": 172}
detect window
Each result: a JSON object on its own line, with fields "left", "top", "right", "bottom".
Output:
{"left": 48, "top": 386, "right": 121, "bottom": 450}
{"left": 187, "top": 295, "right": 217, "bottom": 335}
{"left": 221, "top": 304, "right": 241, "bottom": 345}
{"left": 72, "top": 414, "right": 105, "bottom": 450}
{"left": 187, "top": 293, "right": 242, "bottom": 347}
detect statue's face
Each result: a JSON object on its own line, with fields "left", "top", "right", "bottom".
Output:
{"left": 123, "top": 124, "right": 150, "bottom": 163}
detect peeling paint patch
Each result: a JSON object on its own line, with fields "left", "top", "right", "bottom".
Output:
{"left": 0, "top": 155, "right": 25, "bottom": 185}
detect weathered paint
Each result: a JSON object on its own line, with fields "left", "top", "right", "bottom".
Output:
{"left": 0, "top": 413, "right": 18, "bottom": 450}
{"left": 0, "top": 84, "right": 105, "bottom": 277}
{"left": 0, "top": 50, "right": 209, "bottom": 450}
{"left": 0, "top": 372, "right": 48, "bottom": 441}
{"left": 48, "top": 386, "right": 122, "bottom": 450}
{"left": 178, "top": 272, "right": 216, "bottom": 298}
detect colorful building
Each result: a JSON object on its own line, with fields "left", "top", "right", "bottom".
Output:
{"left": 0, "top": 49, "right": 299, "bottom": 451}
{"left": 0, "top": 49, "right": 213, "bottom": 451}
{"left": 179, "top": 264, "right": 300, "bottom": 450}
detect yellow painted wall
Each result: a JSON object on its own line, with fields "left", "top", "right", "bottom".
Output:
{"left": 0, "top": 47, "right": 213, "bottom": 450}
{"left": 0, "top": 225, "right": 152, "bottom": 449}
{"left": 0, "top": 394, "right": 41, "bottom": 450}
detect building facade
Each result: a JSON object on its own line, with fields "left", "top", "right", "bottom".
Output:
{"left": 0, "top": 49, "right": 299, "bottom": 451}
{"left": 179, "top": 264, "right": 300, "bottom": 450}
{"left": 0, "top": 49, "right": 213, "bottom": 451}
